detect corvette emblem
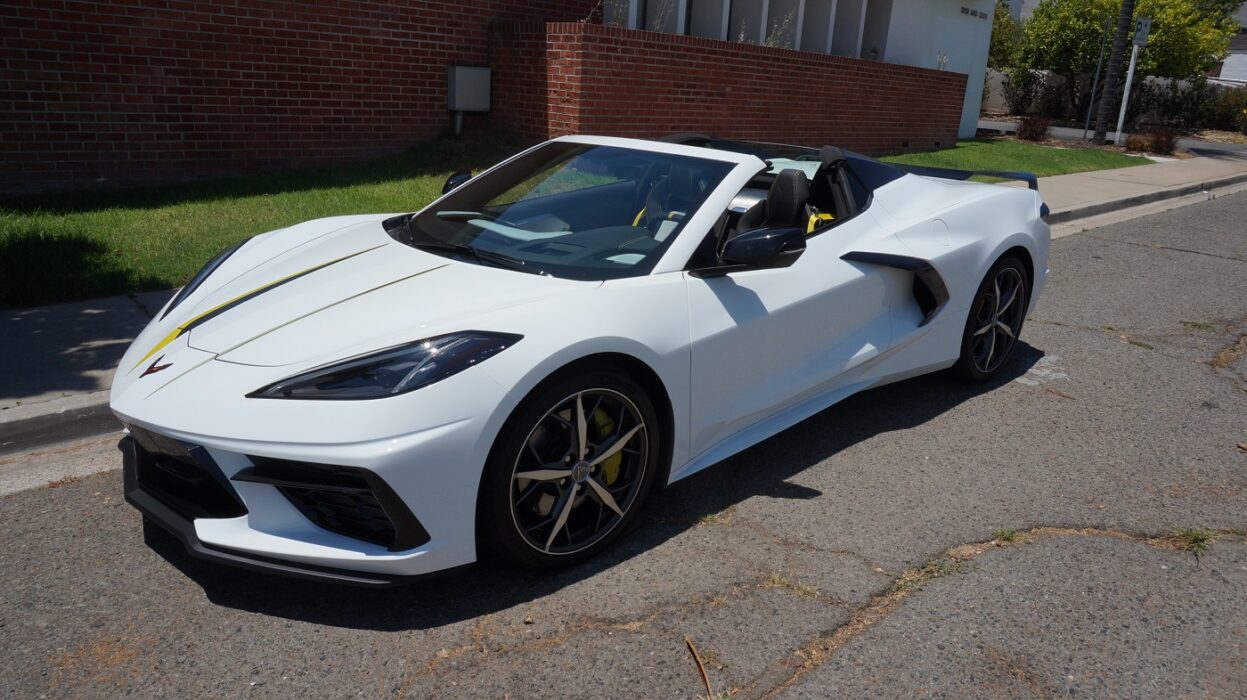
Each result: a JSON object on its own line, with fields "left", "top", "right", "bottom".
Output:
{"left": 140, "top": 356, "right": 173, "bottom": 377}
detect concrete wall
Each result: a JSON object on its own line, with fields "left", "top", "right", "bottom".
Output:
{"left": 885, "top": 0, "right": 994, "bottom": 138}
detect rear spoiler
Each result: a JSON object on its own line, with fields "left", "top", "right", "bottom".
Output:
{"left": 893, "top": 164, "right": 1039, "bottom": 192}
{"left": 894, "top": 164, "right": 1049, "bottom": 221}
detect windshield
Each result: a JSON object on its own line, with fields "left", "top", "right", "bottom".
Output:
{"left": 403, "top": 142, "right": 734, "bottom": 280}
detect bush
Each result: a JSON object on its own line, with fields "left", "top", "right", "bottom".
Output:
{"left": 1123, "top": 133, "right": 1149, "bottom": 152}
{"left": 1124, "top": 123, "right": 1179, "bottom": 154}
{"left": 1130, "top": 78, "right": 1216, "bottom": 129}
{"left": 1211, "top": 87, "right": 1247, "bottom": 133}
{"left": 1037, "top": 78, "right": 1069, "bottom": 119}
{"left": 1146, "top": 124, "right": 1179, "bottom": 155}
{"left": 1016, "top": 115, "right": 1052, "bottom": 142}
{"left": 1002, "top": 67, "right": 1042, "bottom": 115}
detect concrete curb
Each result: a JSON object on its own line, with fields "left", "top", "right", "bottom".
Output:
{"left": 1046, "top": 171, "right": 1247, "bottom": 224}
{"left": 0, "top": 400, "right": 119, "bottom": 458}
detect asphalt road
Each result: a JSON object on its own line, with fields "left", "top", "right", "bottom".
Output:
{"left": 2, "top": 194, "right": 1246, "bottom": 698}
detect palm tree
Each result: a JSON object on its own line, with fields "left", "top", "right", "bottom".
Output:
{"left": 1092, "top": 0, "right": 1137, "bottom": 145}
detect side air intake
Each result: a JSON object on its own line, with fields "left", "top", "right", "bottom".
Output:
{"left": 841, "top": 251, "right": 950, "bottom": 327}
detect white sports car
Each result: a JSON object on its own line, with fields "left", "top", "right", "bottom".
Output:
{"left": 111, "top": 134, "right": 1049, "bottom": 586}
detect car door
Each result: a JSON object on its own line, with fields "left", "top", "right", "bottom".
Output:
{"left": 684, "top": 210, "right": 893, "bottom": 459}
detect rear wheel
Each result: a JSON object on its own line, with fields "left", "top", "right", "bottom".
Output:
{"left": 954, "top": 256, "right": 1029, "bottom": 382}
{"left": 478, "top": 367, "right": 660, "bottom": 568}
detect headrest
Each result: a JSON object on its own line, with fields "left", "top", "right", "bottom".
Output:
{"left": 767, "top": 169, "right": 810, "bottom": 228}
{"left": 819, "top": 146, "right": 846, "bottom": 170}
{"left": 666, "top": 164, "right": 699, "bottom": 201}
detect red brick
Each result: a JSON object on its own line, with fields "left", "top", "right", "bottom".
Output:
{"left": 2, "top": 3, "right": 965, "bottom": 194}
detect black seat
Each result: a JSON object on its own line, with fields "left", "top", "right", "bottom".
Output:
{"left": 737, "top": 169, "right": 810, "bottom": 232}
{"left": 641, "top": 164, "right": 702, "bottom": 232}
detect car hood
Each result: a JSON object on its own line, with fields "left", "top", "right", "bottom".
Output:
{"left": 132, "top": 215, "right": 595, "bottom": 370}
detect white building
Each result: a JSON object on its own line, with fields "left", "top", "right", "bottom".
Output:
{"left": 1215, "top": 6, "right": 1247, "bottom": 84}
{"left": 1006, "top": 0, "right": 1038, "bottom": 22}
{"left": 604, "top": 0, "right": 996, "bottom": 138}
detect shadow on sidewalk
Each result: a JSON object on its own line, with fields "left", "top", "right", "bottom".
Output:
{"left": 0, "top": 237, "right": 171, "bottom": 403}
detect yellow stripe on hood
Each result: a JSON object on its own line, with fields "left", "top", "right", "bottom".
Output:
{"left": 131, "top": 246, "right": 382, "bottom": 372}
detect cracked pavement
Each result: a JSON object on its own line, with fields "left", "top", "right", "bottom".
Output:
{"left": 2, "top": 193, "right": 1246, "bottom": 698}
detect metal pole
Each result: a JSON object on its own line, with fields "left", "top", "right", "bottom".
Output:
{"left": 1113, "top": 44, "right": 1140, "bottom": 145}
{"left": 1083, "top": 22, "right": 1110, "bottom": 141}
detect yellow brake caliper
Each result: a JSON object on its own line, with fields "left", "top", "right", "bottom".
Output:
{"left": 591, "top": 408, "right": 622, "bottom": 485}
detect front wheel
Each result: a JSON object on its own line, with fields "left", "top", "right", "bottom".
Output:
{"left": 478, "top": 367, "right": 660, "bottom": 568}
{"left": 954, "top": 256, "right": 1029, "bottom": 382}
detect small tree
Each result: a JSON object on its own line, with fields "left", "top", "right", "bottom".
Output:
{"left": 1020, "top": 0, "right": 1237, "bottom": 123}
{"left": 990, "top": 1, "right": 1023, "bottom": 70}
{"left": 1002, "top": 67, "right": 1042, "bottom": 114}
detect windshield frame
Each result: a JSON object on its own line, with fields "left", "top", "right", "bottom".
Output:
{"left": 404, "top": 136, "right": 764, "bottom": 280}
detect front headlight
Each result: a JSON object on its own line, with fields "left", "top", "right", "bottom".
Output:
{"left": 162, "top": 239, "right": 247, "bottom": 319}
{"left": 247, "top": 331, "right": 522, "bottom": 400}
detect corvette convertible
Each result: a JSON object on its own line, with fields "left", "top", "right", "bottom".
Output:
{"left": 111, "top": 134, "right": 1049, "bottom": 585}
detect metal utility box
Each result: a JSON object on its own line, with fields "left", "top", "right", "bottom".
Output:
{"left": 447, "top": 65, "right": 491, "bottom": 112}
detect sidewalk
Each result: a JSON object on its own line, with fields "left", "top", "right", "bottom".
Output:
{"left": 1037, "top": 154, "right": 1247, "bottom": 223}
{"left": 3, "top": 154, "right": 1247, "bottom": 450}
{"left": 0, "top": 290, "right": 172, "bottom": 452}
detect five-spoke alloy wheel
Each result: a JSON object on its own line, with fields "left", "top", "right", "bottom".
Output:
{"left": 955, "top": 255, "right": 1029, "bottom": 382}
{"left": 479, "top": 367, "right": 660, "bottom": 567}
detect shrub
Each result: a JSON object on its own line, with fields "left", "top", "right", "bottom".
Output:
{"left": 1016, "top": 115, "right": 1052, "bottom": 142}
{"left": 1130, "top": 78, "right": 1216, "bottom": 130}
{"left": 1124, "top": 123, "right": 1179, "bottom": 154}
{"left": 1211, "top": 87, "right": 1247, "bottom": 133}
{"left": 1124, "top": 134, "right": 1149, "bottom": 152}
{"left": 1002, "top": 67, "right": 1041, "bottom": 115}
{"left": 1146, "top": 124, "right": 1179, "bottom": 155}
{"left": 1037, "top": 78, "right": 1069, "bottom": 119}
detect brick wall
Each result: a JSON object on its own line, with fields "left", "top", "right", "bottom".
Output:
{"left": 2, "top": 6, "right": 968, "bottom": 195}
{"left": 0, "top": 0, "right": 595, "bottom": 193}
{"left": 491, "top": 23, "right": 968, "bottom": 155}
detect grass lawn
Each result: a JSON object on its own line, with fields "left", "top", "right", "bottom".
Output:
{"left": 1, "top": 136, "right": 1148, "bottom": 310}
{"left": 881, "top": 138, "right": 1147, "bottom": 178}
{"left": 0, "top": 135, "right": 517, "bottom": 309}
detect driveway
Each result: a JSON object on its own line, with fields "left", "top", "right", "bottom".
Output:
{"left": 2, "top": 194, "right": 1245, "bottom": 698}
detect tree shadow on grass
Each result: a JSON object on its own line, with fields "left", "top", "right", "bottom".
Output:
{"left": 144, "top": 343, "right": 1043, "bottom": 631}
{"left": 0, "top": 131, "right": 522, "bottom": 216}
{"left": 0, "top": 235, "right": 170, "bottom": 401}
{"left": 0, "top": 131, "right": 523, "bottom": 310}
{"left": 0, "top": 233, "right": 172, "bottom": 310}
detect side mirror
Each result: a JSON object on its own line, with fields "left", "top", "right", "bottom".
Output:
{"left": 442, "top": 170, "right": 472, "bottom": 195}
{"left": 720, "top": 226, "right": 806, "bottom": 270}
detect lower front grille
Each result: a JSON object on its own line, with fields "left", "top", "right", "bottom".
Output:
{"left": 279, "top": 485, "right": 396, "bottom": 548}
{"left": 129, "top": 426, "right": 247, "bottom": 520}
{"left": 234, "top": 457, "right": 430, "bottom": 551}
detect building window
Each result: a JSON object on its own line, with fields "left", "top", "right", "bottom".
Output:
{"left": 608, "top": 0, "right": 879, "bottom": 57}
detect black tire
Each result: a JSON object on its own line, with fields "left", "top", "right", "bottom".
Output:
{"left": 954, "top": 255, "right": 1029, "bottom": 382}
{"left": 478, "top": 366, "right": 661, "bottom": 568}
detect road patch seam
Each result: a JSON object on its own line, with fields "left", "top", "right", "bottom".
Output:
{"left": 741, "top": 526, "right": 1245, "bottom": 700}
{"left": 1077, "top": 232, "right": 1247, "bottom": 264}
{"left": 394, "top": 571, "right": 847, "bottom": 697}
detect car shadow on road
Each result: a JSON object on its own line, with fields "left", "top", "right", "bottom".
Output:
{"left": 145, "top": 342, "right": 1043, "bottom": 631}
